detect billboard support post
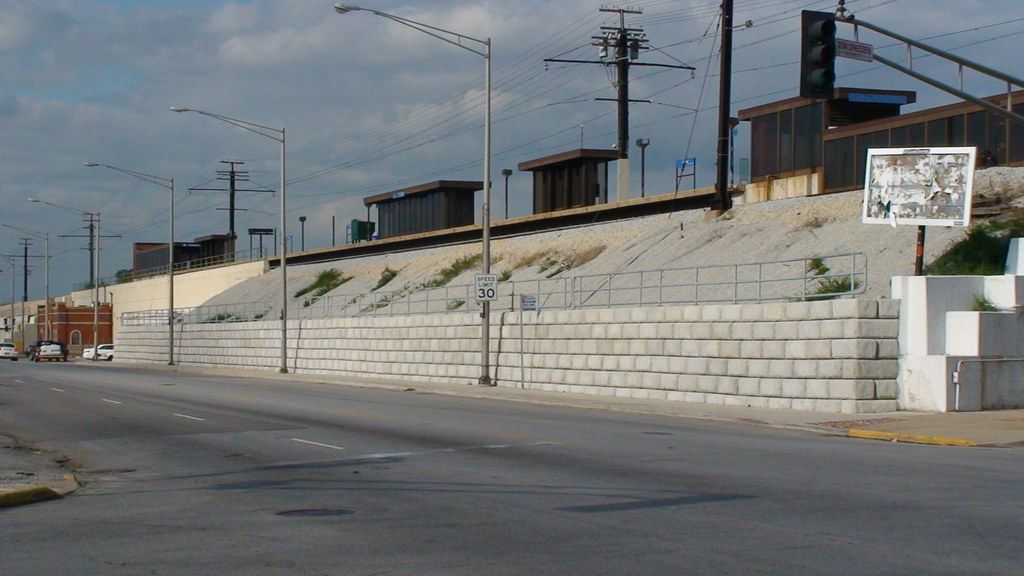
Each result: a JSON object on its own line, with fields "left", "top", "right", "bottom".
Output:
{"left": 915, "top": 225, "right": 926, "bottom": 276}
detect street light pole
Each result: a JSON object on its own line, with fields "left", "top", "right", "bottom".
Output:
{"left": 86, "top": 163, "right": 175, "bottom": 364}
{"left": 334, "top": 3, "right": 495, "bottom": 386}
{"left": 501, "top": 169, "right": 513, "bottom": 220}
{"left": 299, "top": 216, "right": 306, "bottom": 251}
{"left": 636, "top": 138, "right": 650, "bottom": 198}
{"left": 172, "top": 107, "right": 289, "bottom": 373}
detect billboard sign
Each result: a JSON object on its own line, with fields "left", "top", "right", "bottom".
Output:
{"left": 862, "top": 147, "right": 976, "bottom": 227}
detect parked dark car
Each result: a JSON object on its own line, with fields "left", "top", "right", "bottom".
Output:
{"left": 32, "top": 340, "right": 68, "bottom": 362}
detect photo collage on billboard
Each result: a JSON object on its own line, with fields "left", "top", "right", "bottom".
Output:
{"left": 862, "top": 147, "right": 976, "bottom": 227}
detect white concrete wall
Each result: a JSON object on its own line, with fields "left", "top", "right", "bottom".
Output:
{"left": 71, "top": 260, "right": 267, "bottom": 337}
{"left": 118, "top": 299, "right": 900, "bottom": 414}
{"left": 893, "top": 274, "right": 1024, "bottom": 412}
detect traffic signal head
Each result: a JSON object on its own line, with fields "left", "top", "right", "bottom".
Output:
{"left": 800, "top": 10, "right": 837, "bottom": 99}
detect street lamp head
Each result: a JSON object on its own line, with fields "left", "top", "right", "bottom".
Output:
{"left": 299, "top": 216, "right": 307, "bottom": 223}
{"left": 636, "top": 138, "right": 650, "bottom": 148}
{"left": 334, "top": 4, "right": 363, "bottom": 14}
{"left": 169, "top": 107, "right": 191, "bottom": 113}
{"left": 28, "top": 198, "right": 40, "bottom": 203}
{"left": 84, "top": 162, "right": 100, "bottom": 167}
{"left": 501, "top": 169, "right": 513, "bottom": 177}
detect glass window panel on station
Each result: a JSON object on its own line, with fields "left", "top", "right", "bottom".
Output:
{"left": 1011, "top": 104, "right": 1024, "bottom": 164}
{"left": 855, "top": 130, "right": 889, "bottom": 187}
{"left": 927, "top": 119, "right": 948, "bottom": 147}
{"left": 779, "top": 109, "right": 794, "bottom": 173}
{"left": 890, "top": 125, "right": 909, "bottom": 148}
{"left": 750, "top": 114, "right": 778, "bottom": 178}
{"left": 906, "top": 123, "right": 926, "bottom": 147}
{"left": 824, "top": 137, "right": 855, "bottom": 190}
{"left": 966, "top": 111, "right": 986, "bottom": 151}
{"left": 793, "top": 103, "right": 823, "bottom": 170}
{"left": 988, "top": 112, "right": 1007, "bottom": 165}
{"left": 949, "top": 115, "right": 966, "bottom": 146}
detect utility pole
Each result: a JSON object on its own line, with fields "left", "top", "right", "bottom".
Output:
{"left": 59, "top": 213, "right": 116, "bottom": 288}
{"left": 544, "top": 7, "right": 693, "bottom": 201}
{"left": 190, "top": 160, "right": 273, "bottom": 241}
{"left": 5, "top": 240, "right": 42, "bottom": 347}
{"left": 714, "top": 0, "right": 735, "bottom": 212}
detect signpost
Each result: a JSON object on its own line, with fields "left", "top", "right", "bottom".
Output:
{"left": 675, "top": 157, "right": 697, "bottom": 192}
{"left": 518, "top": 293, "right": 538, "bottom": 390}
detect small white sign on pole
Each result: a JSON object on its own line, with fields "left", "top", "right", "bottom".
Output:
{"left": 837, "top": 38, "right": 874, "bottom": 62}
{"left": 475, "top": 274, "right": 498, "bottom": 302}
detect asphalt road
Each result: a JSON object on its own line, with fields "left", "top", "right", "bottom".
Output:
{"left": 1, "top": 362, "right": 1022, "bottom": 575}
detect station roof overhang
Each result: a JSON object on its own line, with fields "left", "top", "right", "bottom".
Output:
{"left": 517, "top": 149, "right": 620, "bottom": 172}
{"left": 737, "top": 88, "right": 918, "bottom": 120}
{"left": 363, "top": 180, "right": 483, "bottom": 207}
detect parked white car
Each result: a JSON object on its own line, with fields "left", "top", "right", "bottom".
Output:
{"left": 83, "top": 344, "right": 114, "bottom": 361}
{"left": 0, "top": 343, "right": 18, "bottom": 361}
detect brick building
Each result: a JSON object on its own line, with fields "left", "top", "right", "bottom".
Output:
{"left": 36, "top": 302, "right": 113, "bottom": 355}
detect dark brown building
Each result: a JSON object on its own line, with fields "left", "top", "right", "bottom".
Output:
{"left": 518, "top": 149, "right": 618, "bottom": 214}
{"left": 364, "top": 180, "right": 481, "bottom": 239}
{"left": 738, "top": 88, "right": 1024, "bottom": 201}
{"left": 133, "top": 234, "right": 236, "bottom": 276}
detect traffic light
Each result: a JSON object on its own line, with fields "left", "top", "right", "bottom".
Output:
{"left": 799, "top": 10, "right": 837, "bottom": 99}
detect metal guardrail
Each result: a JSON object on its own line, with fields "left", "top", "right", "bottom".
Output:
{"left": 121, "top": 252, "right": 867, "bottom": 326}
{"left": 77, "top": 249, "right": 265, "bottom": 291}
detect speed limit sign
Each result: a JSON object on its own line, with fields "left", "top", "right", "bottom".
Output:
{"left": 475, "top": 274, "right": 498, "bottom": 302}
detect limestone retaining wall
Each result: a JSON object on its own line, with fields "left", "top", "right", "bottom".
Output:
{"left": 118, "top": 299, "right": 900, "bottom": 413}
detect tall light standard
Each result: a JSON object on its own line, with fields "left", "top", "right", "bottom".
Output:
{"left": 501, "top": 169, "right": 513, "bottom": 219}
{"left": 29, "top": 198, "right": 102, "bottom": 359}
{"left": 299, "top": 216, "right": 307, "bottom": 252}
{"left": 635, "top": 138, "right": 650, "bottom": 198}
{"left": 171, "top": 107, "right": 289, "bottom": 373}
{"left": 86, "top": 162, "right": 176, "bottom": 365}
{"left": 1, "top": 224, "right": 49, "bottom": 341}
{"left": 333, "top": 3, "right": 495, "bottom": 386}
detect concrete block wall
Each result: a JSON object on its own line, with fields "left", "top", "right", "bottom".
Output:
{"left": 118, "top": 298, "right": 901, "bottom": 414}
{"left": 893, "top": 274, "right": 1024, "bottom": 412}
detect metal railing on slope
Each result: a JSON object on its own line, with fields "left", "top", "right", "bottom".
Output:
{"left": 121, "top": 252, "right": 867, "bottom": 326}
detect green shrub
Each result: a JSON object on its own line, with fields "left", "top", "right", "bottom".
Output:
{"left": 972, "top": 295, "right": 998, "bottom": 312}
{"left": 294, "top": 268, "right": 353, "bottom": 305}
{"left": 374, "top": 267, "right": 399, "bottom": 291}
{"left": 498, "top": 269, "right": 512, "bottom": 282}
{"left": 447, "top": 299, "right": 466, "bottom": 311}
{"left": 421, "top": 254, "right": 481, "bottom": 289}
{"left": 926, "top": 219, "right": 1024, "bottom": 276}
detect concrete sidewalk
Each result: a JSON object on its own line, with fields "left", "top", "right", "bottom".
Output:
{"left": 84, "top": 362, "right": 1024, "bottom": 448}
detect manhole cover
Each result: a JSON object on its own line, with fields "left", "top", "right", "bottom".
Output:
{"left": 275, "top": 509, "right": 354, "bottom": 518}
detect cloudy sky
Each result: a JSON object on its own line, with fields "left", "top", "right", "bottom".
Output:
{"left": 1, "top": 0, "right": 1022, "bottom": 298}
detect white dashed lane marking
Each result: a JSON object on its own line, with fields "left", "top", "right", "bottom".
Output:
{"left": 102, "top": 399, "right": 122, "bottom": 404}
{"left": 173, "top": 413, "right": 206, "bottom": 422}
{"left": 52, "top": 388, "right": 64, "bottom": 392}
{"left": 291, "top": 438, "right": 345, "bottom": 451}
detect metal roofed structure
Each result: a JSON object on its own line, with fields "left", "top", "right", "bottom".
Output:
{"left": 364, "top": 180, "right": 482, "bottom": 239}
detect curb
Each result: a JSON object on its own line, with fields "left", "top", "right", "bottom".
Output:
{"left": 846, "top": 428, "right": 977, "bottom": 447}
{"left": 0, "top": 473, "right": 79, "bottom": 509}
{"left": 0, "top": 485, "right": 62, "bottom": 508}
